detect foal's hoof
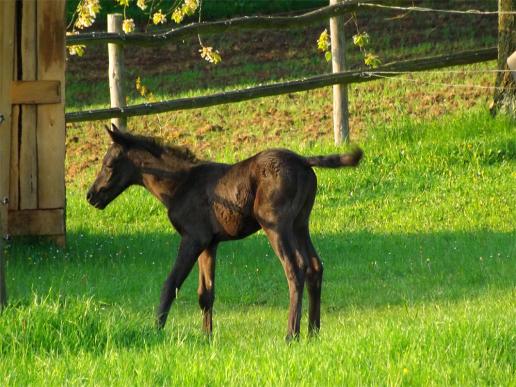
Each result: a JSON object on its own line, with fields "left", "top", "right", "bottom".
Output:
{"left": 285, "top": 333, "right": 300, "bottom": 343}
{"left": 308, "top": 330, "right": 321, "bottom": 340}
{"left": 308, "top": 325, "right": 321, "bottom": 339}
{"left": 156, "top": 315, "right": 167, "bottom": 330}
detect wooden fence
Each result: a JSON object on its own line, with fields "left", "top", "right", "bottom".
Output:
{"left": 65, "top": 48, "right": 497, "bottom": 123}
{"left": 65, "top": 0, "right": 498, "bottom": 138}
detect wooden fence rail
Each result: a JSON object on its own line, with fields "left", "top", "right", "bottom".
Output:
{"left": 66, "top": 0, "right": 390, "bottom": 47}
{"left": 65, "top": 47, "right": 497, "bottom": 123}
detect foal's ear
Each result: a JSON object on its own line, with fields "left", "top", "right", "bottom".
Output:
{"left": 105, "top": 124, "right": 128, "bottom": 145}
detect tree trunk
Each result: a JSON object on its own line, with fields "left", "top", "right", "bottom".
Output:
{"left": 491, "top": 0, "right": 516, "bottom": 116}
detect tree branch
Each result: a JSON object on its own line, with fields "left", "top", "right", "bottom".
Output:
{"left": 66, "top": 0, "right": 391, "bottom": 46}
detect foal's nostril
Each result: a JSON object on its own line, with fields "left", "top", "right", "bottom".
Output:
{"left": 86, "top": 190, "right": 93, "bottom": 201}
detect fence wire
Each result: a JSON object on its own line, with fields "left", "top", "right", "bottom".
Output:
{"left": 359, "top": 3, "right": 514, "bottom": 15}
{"left": 365, "top": 73, "right": 512, "bottom": 91}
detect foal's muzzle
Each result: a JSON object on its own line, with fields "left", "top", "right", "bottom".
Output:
{"left": 86, "top": 187, "right": 107, "bottom": 209}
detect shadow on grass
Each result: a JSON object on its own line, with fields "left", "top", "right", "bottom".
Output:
{"left": 3, "top": 229, "right": 514, "bottom": 353}
{"left": 6, "top": 228, "right": 515, "bottom": 307}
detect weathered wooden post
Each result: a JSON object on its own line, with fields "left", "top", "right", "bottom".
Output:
{"left": 0, "top": 0, "right": 16, "bottom": 310}
{"left": 491, "top": 0, "right": 516, "bottom": 116}
{"left": 329, "top": 0, "right": 350, "bottom": 144}
{"left": 108, "top": 14, "right": 127, "bottom": 131}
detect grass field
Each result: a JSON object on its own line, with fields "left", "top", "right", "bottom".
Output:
{"left": 2, "top": 106, "right": 514, "bottom": 384}
{"left": 1, "top": 9, "right": 515, "bottom": 385}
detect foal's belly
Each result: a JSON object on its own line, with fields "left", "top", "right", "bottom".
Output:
{"left": 212, "top": 200, "right": 260, "bottom": 240}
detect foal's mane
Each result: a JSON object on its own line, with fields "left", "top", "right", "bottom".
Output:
{"left": 124, "top": 132, "right": 198, "bottom": 163}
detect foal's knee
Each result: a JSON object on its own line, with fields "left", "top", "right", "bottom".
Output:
{"left": 307, "top": 261, "right": 323, "bottom": 285}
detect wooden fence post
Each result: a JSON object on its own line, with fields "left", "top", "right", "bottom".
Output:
{"left": 491, "top": 0, "right": 515, "bottom": 116}
{"left": 108, "top": 14, "right": 127, "bottom": 131}
{"left": 329, "top": 0, "right": 350, "bottom": 144}
{"left": 20, "top": 0, "right": 38, "bottom": 210}
{"left": 0, "top": 0, "right": 16, "bottom": 310}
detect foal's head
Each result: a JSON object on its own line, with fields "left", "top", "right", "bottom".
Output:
{"left": 87, "top": 124, "right": 143, "bottom": 209}
{"left": 87, "top": 124, "right": 199, "bottom": 209}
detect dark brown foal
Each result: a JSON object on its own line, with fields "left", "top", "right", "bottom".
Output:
{"left": 87, "top": 124, "right": 362, "bottom": 340}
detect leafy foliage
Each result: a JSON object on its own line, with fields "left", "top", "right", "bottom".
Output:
{"left": 352, "top": 30, "right": 382, "bottom": 69}
{"left": 67, "top": 0, "right": 219, "bottom": 64}
{"left": 199, "top": 46, "right": 222, "bottom": 64}
{"left": 352, "top": 32, "right": 369, "bottom": 48}
{"left": 73, "top": 0, "right": 101, "bottom": 29}
{"left": 122, "top": 17, "right": 135, "bottom": 33}
{"left": 152, "top": 8, "right": 167, "bottom": 24}
{"left": 317, "top": 29, "right": 332, "bottom": 62}
{"left": 364, "top": 52, "right": 382, "bottom": 69}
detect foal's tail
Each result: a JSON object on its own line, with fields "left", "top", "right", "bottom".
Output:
{"left": 305, "top": 147, "right": 363, "bottom": 168}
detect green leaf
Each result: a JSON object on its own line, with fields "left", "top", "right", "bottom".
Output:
{"left": 364, "top": 52, "right": 382, "bottom": 69}
{"left": 353, "top": 32, "right": 370, "bottom": 48}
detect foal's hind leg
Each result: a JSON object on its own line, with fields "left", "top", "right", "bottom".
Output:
{"left": 157, "top": 238, "right": 204, "bottom": 329}
{"left": 198, "top": 243, "right": 217, "bottom": 335}
{"left": 294, "top": 224, "right": 323, "bottom": 336}
{"left": 263, "top": 227, "right": 307, "bottom": 341}
{"left": 301, "top": 232, "right": 323, "bottom": 336}
{"left": 294, "top": 173, "right": 322, "bottom": 336}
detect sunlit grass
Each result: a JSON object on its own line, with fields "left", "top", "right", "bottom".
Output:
{"left": 2, "top": 101, "right": 515, "bottom": 384}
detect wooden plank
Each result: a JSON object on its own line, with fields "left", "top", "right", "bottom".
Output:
{"left": 48, "top": 235, "right": 66, "bottom": 248}
{"left": 9, "top": 7, "right": 19, "bottom": 211}
{"left": 329, "top": 0, "right": 350, "bottom": 144}
{"left": 19, "top": 0, "right": 38, "bottom": 210}
{"left": 37, "top": 0, "right": 66, "bottom": 211}
{"left": 8, "top": 209, "right": 65, "bottom": 236}
{"left": 0, "top": 0, "right": 16, "bottom": 310}
{"left": 19, "top": 100, "right": 38, "bottom": 209}
{"left": 11, "top": 80, "right": 61, "bottom": 104}
{"left": 9, "top": 105, "right": 20, "bottom": 210}
{"left": 108, "top": 14, "right": 127, "bottom": 131}
{"left": 65, "top": 47, "right": 498, "bottom": 123}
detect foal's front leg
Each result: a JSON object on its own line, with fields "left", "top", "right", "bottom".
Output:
{"left": 156, "top": 237, "right": 204, "bottom": 329}
{"left": 197, "top": 243, "right": 218, "bottom": 335}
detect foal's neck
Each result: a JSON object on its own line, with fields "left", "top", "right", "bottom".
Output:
{"left": 132, "top": 148, "right": 198, "bottom": 204}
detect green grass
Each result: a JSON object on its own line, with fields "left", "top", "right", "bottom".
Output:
{"left": 1, "top": 105, "right": 515, "bottom": 384}
{"left": 2, "top": 11, "right": 515, "bottom": 382}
